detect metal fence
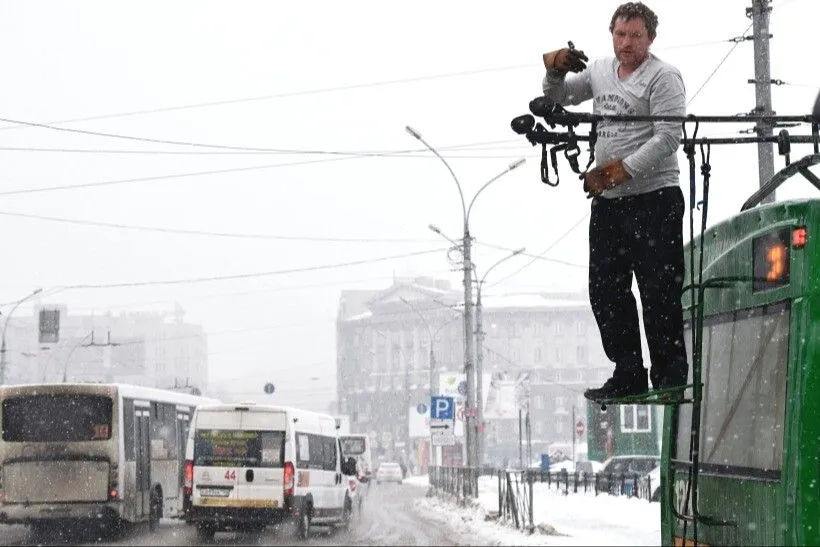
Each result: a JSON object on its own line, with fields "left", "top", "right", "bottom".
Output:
{"left": 526, "top": 469, "right": 656, "bottom": 500}
{"left": 498, "top": 469, "right": 535, "bottom": 532}
{"left": 427, "top": 466, "right": 655, "bottom": 535}
{"left": 428, "top": 465, "right": 481, "bottom": 502}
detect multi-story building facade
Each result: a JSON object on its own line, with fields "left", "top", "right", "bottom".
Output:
{"left": 1, "top": 304, "right": 208, "bottom": 393}
{"left": 336, "top": 276, "right": 663, "bottom": 469}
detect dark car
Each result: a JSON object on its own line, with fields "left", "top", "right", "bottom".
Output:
{"left": 596, "top": 455, "right": 660, "bottom": 496}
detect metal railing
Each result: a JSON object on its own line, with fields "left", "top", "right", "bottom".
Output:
{"left": 427, "top": 466, "right": 656, "bottom": 535}
{"left": 498, "top": 469, "right": 535, "bottom": 532}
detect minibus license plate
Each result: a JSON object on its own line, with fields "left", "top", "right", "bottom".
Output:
{"left": 200, "top": 488, "right": 230, "bottom": 497}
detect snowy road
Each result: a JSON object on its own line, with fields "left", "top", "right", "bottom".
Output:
{"left": 0, "top": 481, "right": 489, "bottom": 546}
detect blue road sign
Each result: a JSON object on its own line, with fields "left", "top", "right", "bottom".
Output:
{"left": 457, "top": 380, "right": 468, "bottom": 396}
{"left": 430, "top": 396, "right": 454, "bottom": 420}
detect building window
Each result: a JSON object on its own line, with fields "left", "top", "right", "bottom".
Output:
{"left": 576, "top": 321, "right": 585, "bottom": 334}
{"left": 555, "top": 396, "right": 566, "bottom": 412}
{"left": 555, "top": 347, "right": 562, "bottom": 362}
{"left": 533, "top": 395, "right": 544, "bottom": 410}
{"left": 556, "top": 421, "right": 564, "bottom": 434}
{"left": 576, "top": 346, "right": 587, "bottom": 363}
{"left": 533, "top": 322, "right": 542, "bottom": 336}
{"left": 534, "top": 347, "right": 542, "bottom": 362}
{"left": 620, "top": 405, "right": 651, "bottom": 433}
{"left": 553, "top": 322, "right": 562, "bottom": 335}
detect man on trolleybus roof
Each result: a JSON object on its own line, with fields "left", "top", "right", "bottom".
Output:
{"left": 541, "top": 2, "right": 689, "bottom": 400}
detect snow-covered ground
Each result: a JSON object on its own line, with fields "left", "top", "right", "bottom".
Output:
{"left": 406, "top": 474, "right": 660, "bottom": 546}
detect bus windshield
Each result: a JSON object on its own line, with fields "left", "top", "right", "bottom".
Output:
{"left": 2, "top": 394, "right": 113, "bottom": 442}
{"left": 340, "top": 436, "right": 367, "bottom": 455}
{"left": 194, "top": 429, "right": 285, "bottom": 468}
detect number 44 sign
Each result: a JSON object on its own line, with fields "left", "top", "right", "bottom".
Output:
{"left": 224, "top": 469, "right": 236, "bottom": 481}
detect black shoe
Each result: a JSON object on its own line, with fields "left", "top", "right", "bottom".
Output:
{"left": 653, "top": 361, "right": 689, "bottom": 390}
{"left": 656, "top": 376, "right": 688, "bottom": 390}
{"left": 585, "top": 368, "right": 648, "bottom": 400}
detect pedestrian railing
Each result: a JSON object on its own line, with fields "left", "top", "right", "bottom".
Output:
{"left": 498, "top": 469, "right": 535, "bottom": 532}
{"left": 426, "top": 466, "right": 655, "bottom": 537}
{"left": 525, "top": 469, "right": 655, "bottom": 501}
{"left": 428, "top": 465, "right": 481, "bottom": 502}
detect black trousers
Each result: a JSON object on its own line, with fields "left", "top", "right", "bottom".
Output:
{"left": 588, "top": 186, "right": 688, "bottom": 388}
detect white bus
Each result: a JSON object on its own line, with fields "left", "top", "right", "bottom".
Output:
{"left": 0, "top": 383, "right": 219, "bottom": 535}
{"left": 339, "top": 434, "right": 373, "bottom": 479}
{"left": 184, "top": 402, "right": 358, "bottom": 540}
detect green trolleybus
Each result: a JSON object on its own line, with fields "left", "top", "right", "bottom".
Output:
{"left": 662, "top": 155, "right": 820, "bottom": 546}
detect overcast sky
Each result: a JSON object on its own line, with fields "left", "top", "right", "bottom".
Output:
{"left": 0, "top": 0, "right": 817, "bottom": 410}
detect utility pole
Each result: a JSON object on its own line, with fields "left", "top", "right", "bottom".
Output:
{"left": 475, "top": 285, "right": 485, "bottom": 468}
{"left": 462, "top": 228, "right": 476, "bottom": 469}
{"left": 748, "top": 0, "right": 775, "bottom": 201}
{"left": 518, "top": 407, "right": 523, "bottom": 469}
{"left": 572, "top": 405, "right": 576, "bottom": 463}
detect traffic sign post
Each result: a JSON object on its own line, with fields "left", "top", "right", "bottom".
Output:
{"left": 430, "top": 396, "right": 456, "bottom": 446}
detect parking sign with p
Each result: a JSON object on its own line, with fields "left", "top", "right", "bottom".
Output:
{"left": 430, "top": 396, "right": 454, "bottom": 420}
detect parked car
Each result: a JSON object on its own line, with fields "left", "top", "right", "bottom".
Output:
{"left": 549, "top": 459, "right": 604, "bottom": 476}
{"left": 596, "top": 455, "right": 660, "bottom": 496}
{"left": 376, "top": 462, "right": 403, "bottom": 484}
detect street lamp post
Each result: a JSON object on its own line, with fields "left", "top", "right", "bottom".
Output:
{"left": 473, "top": 247, "right": 526, "bottom": 467}
{"left": 407, "top": 123, "right": 525, "bottom": 469}
{"left": 0, "top": 288, "right": 44, "bottom": 385}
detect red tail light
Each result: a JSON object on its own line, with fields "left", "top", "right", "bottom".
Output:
{"left": 108, "top": 464, "right": 119, "bottom": 501}
{"left": 283, "top": 461, "right": 295, "bottom": 497}
{"left": 183, "top": 460, "right": 193, "bottom": 496}
{"left": 793, "top": 226, "right": 808, "bottom": 248}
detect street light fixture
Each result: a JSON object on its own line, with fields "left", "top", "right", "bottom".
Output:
{"left": 406, "top": 124, "right": 525, "bottom": 469}
{"left": 472, "top": 247, "right": 526, "bottom": 466}
{"left": 0, "top": 288, "right": 44, "bottom": 384}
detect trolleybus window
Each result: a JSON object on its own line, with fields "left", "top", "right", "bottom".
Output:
{"left": 678, "top": 302, "right": 789, "bottom": 473}
{"left": 2, "top": 394, "right": 113, "bottom": 442}
{"left": 194, "top": 429, "right": 285, "bottom": 468}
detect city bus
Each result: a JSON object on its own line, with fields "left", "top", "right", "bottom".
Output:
{"left": 0, "top": 382, "right": 218, "bottom": 535}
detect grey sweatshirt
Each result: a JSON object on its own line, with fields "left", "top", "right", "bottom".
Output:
{"left": 541, "top": 53, "right": 686, "bottom": 198}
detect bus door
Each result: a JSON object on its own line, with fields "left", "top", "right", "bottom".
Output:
{"left": 177, "top": 410, "right": 191, "bottom": 488}
{"left": 134, "top": 407, "right": 152, "bottom": 518}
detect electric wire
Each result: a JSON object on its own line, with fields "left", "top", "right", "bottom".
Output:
{"left": 0, "top": 209, "right": 441, "bottom": 244}
{"left": 0, "top": 64, "right": 535, "bottom": 131}
{"left": 687, "top": 23, "right": 753, "bottom": 108}
{"left": 57, "top": 248, "right": 448, "bottom": 289}
{"left": 484, "top": 214, "right": 591, "bottom": 290}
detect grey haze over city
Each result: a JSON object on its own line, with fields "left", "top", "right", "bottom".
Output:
{"left": 0, "top": 0, "right": 817, "bottom": 411}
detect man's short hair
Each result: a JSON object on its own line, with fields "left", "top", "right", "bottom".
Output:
{"left": 609, "top": 2, "right": 659, "bottom": 40}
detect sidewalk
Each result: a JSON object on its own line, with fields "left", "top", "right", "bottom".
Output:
{"left": 406, "top": 474, "right": 661, "bottom": 546}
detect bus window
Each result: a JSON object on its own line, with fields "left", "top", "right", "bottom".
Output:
{"left": 194, "top": 430, "right": 285, "bottom": 468}
{"left": 2, "top": 394, "right": 113, "bottom": 442}
{"left": 340, "top": 437, "right": 366, "bottom": 455}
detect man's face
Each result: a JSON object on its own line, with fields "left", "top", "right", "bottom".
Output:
{"left": 611, "top": 16, "right": 654, "bottom": 69}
